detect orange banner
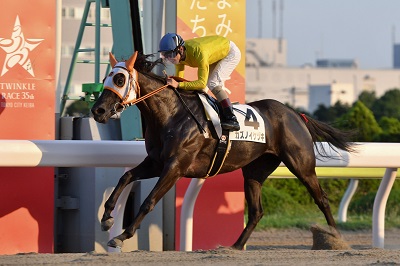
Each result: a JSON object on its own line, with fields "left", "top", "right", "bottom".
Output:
{"left": 177, "top": 0, "right": 246, "bottom": 103}
{"left": 175, "top": 0, "right": 246, "bottom": 251}
{"left": 0, "top": 1, "right": 56, "bottom": 140}
{"left": 0, "top": 0, "right": 56, "bottom": 254}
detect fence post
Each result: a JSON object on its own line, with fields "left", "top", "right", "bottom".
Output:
{"left": 372, "top": 167, "right": 397, "bottom": 248}
{"left": 338, "top": 179, "right": 359, "bottom": 222}
{"left": 180, "top": 178, "right": 206, "bottom": 251}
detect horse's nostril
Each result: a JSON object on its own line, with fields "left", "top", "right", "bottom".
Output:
{"left": 92, "top": 107, "right": 105, "bottom": 116}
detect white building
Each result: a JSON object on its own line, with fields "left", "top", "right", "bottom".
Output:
{"left": 308, "top": 83, "right": 354, "bottom": 113}
{"left": 246, "top": 38, "right": 400, "bottom": 112}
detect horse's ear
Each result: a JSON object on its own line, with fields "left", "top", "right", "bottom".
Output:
{"left": 109, "top": 52, "right": 118, "bottom": 68}
{"left": 125, "top": 51, "right": 138, "bottom": 71}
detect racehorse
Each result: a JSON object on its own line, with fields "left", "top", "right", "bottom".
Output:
{"left": 91, "top": 51, "right": 355, "bottom": 250}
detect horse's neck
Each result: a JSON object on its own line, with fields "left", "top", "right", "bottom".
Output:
{"left": 137, "top": 73, "right": 182, "bottom": 123}
{"left": 137, "top": 73, "right": 203, "bottom": 131}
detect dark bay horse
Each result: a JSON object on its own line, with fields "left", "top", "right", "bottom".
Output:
{"left": 91, "top": 52, "right": 355, "bottom": 250}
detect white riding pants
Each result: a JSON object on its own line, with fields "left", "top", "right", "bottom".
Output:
{"left": 207, "top": 41, "right": 241, "bottom": 90}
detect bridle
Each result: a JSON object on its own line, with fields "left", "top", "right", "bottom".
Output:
{"left": 103, "top": 52, "right": 169, "bottom": 114}
{"left": 103, "top": 65, "right": 139, "bottom": 112}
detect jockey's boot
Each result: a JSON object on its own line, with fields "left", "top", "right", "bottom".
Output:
{"left": 221, "top": 105, "right": 240, "bottom": 131}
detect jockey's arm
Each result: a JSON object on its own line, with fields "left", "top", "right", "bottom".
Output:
{"left": 177, "top": 63, "right": 209, "bottom": 91}
{"left": 175, "top": 64, "right": 185, "bottom": 78}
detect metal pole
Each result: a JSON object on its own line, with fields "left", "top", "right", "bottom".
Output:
{"left": 338, "top": 179, "right": 359, "bottom": 222}
{"left": 372, "top": 167, "right": 397, "bottom": 248}
{"left": 180, "top": 178, "right": 206, "bottom": 251}
{"left": 95, "top": 0, "right": 101, "bottom": 83}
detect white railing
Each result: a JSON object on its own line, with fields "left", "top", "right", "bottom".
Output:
{"left": 0, "top": 140, "right": 146, "bottom": 167}
{"left": 0, "top": 140, "right": 398, "bottom": 250}
{"left": 180, "top": 142, "right": 400, "bottom": 250}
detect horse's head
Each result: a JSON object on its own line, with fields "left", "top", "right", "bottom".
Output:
{"left": 91, "top": 52, "right": 139, "bottom": 123}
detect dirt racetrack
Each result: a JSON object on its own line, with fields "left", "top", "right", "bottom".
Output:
{"left": 0, "top": 228, "right": 399, "bottom": 265}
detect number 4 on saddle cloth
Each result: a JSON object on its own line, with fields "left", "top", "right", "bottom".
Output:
{"left": 199, "top": 93, "right": 266, "bottom": 177}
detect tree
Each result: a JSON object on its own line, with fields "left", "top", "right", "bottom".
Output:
{"left": 312, "top": 101, "right": 350, "bottom": 123}
{"left": 313, "top": 104, "right": 333, "bottom": 122}
{"left": 358, "top": 90, "right": 377, "bottom": 109}
{"left": 331, "top": 101, "right": 350, "bottom": 119}
{"left": 378, "top": 116, "right": 400, "bottom": 142}
{"left": 337, "top": 101, "right": 382, "bottom": 141}
{"left": 371, "top": 89, "right": 400, "bottom": 120}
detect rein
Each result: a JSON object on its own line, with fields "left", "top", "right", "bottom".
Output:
{"left": 128, "top": 77, "right": 207, "bottom": 134}
{"left": 128, "top": 83, "right": 169, "bottom": 106}
{"left": 171, "top": 87, "right": 207, "bottom": 134}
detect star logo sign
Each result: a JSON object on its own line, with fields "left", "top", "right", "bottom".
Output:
{"left": 0, "top": 16, "right": 44, "bottom": 77}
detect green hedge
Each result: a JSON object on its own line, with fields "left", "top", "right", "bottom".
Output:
{"left": 259, "top": 178, "right": 400, "bottom": 214}
{"left": 248, "top": 179, "right": 400, "bottom": 229}
{"left": 261, "top": 178, "right": 349, "bottom": 212}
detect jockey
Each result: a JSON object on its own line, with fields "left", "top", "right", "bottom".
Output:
{"left": 158, "top": 33, "right": 241, "bottom": 131}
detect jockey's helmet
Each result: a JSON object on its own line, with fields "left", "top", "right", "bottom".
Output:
{"left": 158, "top": 33, "right": 185, "bottom": 58}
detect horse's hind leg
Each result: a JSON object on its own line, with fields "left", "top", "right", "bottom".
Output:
{"left": 101, "top": 156, "right": 161, "bottom": 231}
{"left": 302, "top": 175, "right": 337, "bottom": 228}
{"left": 232, "top": 154, "right": 281, "bottom": 250}
{"left": 283, "top": 151, "right": 337, "bottom": 228}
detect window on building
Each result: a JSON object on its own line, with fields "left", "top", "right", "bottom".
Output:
{"left": 101, "top": 9, "right": 111, "bottom": 20}
{"left": 68, "top": 7, "right": 75, "bottom": 18}
{"left": 68, "top": 46, "right": 74, "bottom": 57}
{"left": 102, "top": 47, "right": 111, "bottom": 57}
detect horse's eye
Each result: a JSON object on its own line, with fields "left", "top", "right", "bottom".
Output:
{"left": 113, "top": 73, "right": 126, "bottom": 87}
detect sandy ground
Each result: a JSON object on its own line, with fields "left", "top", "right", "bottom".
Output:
{"left": 0, "top": 228, "right": 400, "bottom": 265}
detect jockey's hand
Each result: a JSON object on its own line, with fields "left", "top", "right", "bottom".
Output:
{"left": 167, "top": 78, "right": 179, "bottom": 89}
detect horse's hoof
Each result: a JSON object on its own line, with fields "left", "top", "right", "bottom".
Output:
{"left": 107, "top": 238, "right": 123, "bottom": 249}
{"left": 310, "top": 224, "right": 351, "bottom": 250}
{"left": 101, "top": 217, "right": 114, "bottom": 231}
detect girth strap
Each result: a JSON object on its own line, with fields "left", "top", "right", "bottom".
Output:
{"left": 203, "top": 128, "right": 232, "bottom": 178}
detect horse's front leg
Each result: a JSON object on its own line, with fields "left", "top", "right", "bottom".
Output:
{"left": 101, "top": 156, "right": 161, "bottom": 231}
{"left": 107, "top": 166, "right": 182, "bottom": 249}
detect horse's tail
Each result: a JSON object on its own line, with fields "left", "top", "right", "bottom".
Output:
{"left": 299, "top": 113, "right": 356, "bottom": 157}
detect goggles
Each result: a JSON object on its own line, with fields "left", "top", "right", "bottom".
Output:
{"left": 160, "top": 49, "right": 178, "bottom": 59}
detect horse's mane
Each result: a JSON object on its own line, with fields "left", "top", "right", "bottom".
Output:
{"left": 134, "top": 52, "right": 166, "bottom": 83}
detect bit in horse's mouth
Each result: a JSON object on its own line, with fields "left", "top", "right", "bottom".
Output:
{"left": 95, "top": 113, "right": 119, "bottom": 123}
{"left": 110, "top": 113, "right": 120, "bottom": 120}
